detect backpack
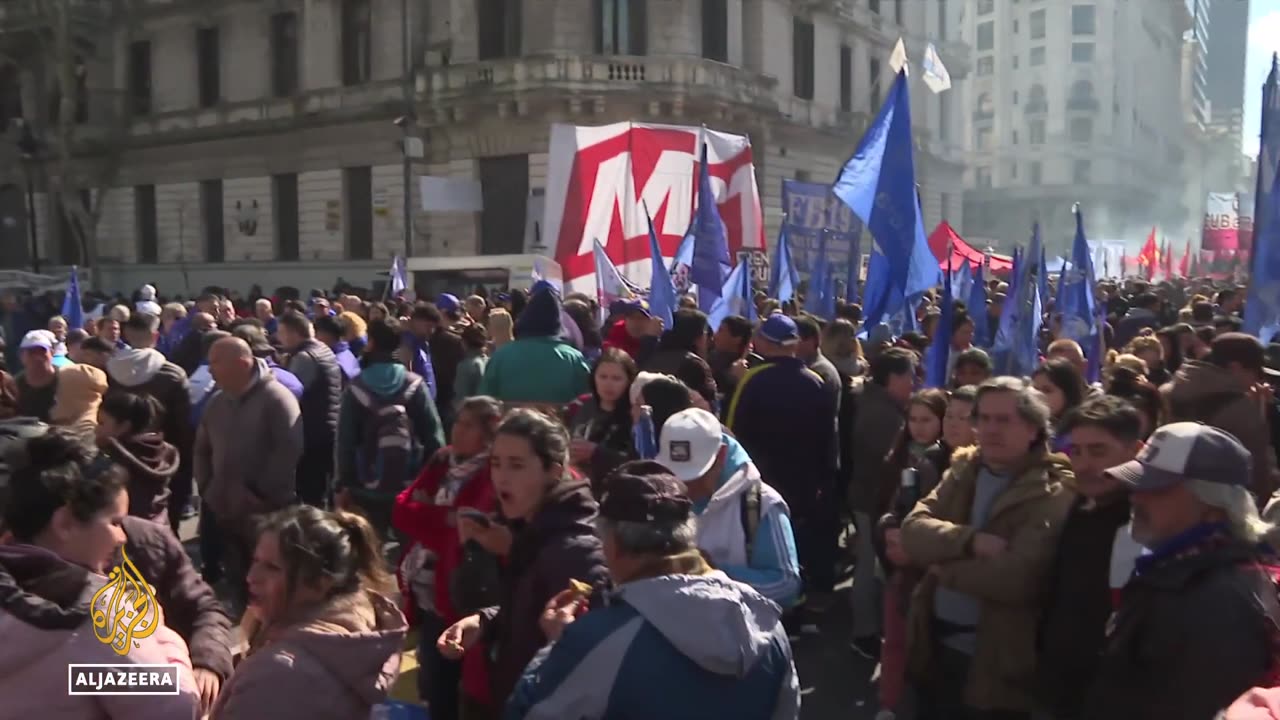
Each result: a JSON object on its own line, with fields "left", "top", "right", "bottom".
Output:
{"left": 739, "top": 481, "right": 763, "bottom": 559}
{"left": 349, "top": 373, "right": 423, "bottom": 492}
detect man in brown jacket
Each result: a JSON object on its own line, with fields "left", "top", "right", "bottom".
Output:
{"left": 194, "top": 337, "right": 302, "bottom": 610}
{"left": 900, "top": 376, "right": 1074, "bottom": 719}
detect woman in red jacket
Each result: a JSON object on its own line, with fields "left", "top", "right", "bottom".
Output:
{"left": 393, "top": 395, "right": 504, "bottom": 720}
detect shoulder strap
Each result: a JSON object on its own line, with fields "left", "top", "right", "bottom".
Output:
{"left": 740, "top": 481, "right": 763, "bottom": 560}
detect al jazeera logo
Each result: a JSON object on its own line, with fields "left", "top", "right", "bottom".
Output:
{"left": 67, "top": 549, "right": 182, "bottom": 696}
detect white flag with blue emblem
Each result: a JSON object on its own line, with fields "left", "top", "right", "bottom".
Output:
{"left": 922, "top": 43, "right": 951, "bottom": 94}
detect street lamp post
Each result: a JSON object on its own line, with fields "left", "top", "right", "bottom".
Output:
{"left": 15, "top": 120, "right": 39, "bottom": 274}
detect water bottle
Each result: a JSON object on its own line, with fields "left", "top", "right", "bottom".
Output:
{"left": 633, "top": 405, "right": 658, "bottom": 460}
{"left": 895, "top": 467, "right": 920, "bottom": 519}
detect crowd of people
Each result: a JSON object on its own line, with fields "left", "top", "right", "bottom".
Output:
{"left": 0, "top": 273, "right": 1278, "bottom": 719}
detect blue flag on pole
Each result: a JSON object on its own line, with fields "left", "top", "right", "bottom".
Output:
{"left": 707, "top": 260, "right": 757, "bottom": 330}
{"left": 1060, "top": 207, "right": 1098, "bottom": 348}
{"left": 1245, "top": 54, "right": 1280, "bottom": 340}
{"left": 952, "top": 260, "right": 972, "bottom": 302}
{"left": 61, "top": 266, "right": 83, "bottom": 331}
{"left": 769, "top": 223, "right": 800, "bottom": 303}
{"left": 1037, "top": 240, "right": 1049, "bottom": 313}
{"left": 804, "top": 230, "right": 830, "bottom": 317}
{"left": 645, "top": 208, "right": 677, "bottom": 330}
{"left": 688, "top": 141, "right": 731, "bottom": 312}
{"left": 968, "top": 261, "right": 988, "bottom": 348}
{"left": 925, "top": 256, "right": 954, "bottom": 388}
{"left": 831, "top": 70, "right": 940, "bottom": 328}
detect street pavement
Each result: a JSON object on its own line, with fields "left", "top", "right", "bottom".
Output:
{"left": 178, "top": 514, "right": 883, "bottom": 719}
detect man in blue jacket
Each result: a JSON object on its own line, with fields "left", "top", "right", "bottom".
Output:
{"left": 506, "top": 461, "right": 799, "bottom": 720}
{"left": 656, "top": 407, "right": 801, "bottom": 608}
{"left": 725, "top": 314, "right": 839, "bottom": 600}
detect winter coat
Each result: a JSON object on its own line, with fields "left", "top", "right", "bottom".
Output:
{"left": 194, "top": 359, "right": 303, "bottom": 535}
{"left": 1163, "top": 360, "right": 1280, "bottom": 506}
{"left": 106, "top": 348, "right": 193, "bottom": 501}
{"left": 482, "top": 289, "right": 591, "bottom": 405}
{"left": 564, "top": 395, "right": 634, "bottom": 494}
{"left": 846, "top": 378, "right": 907, "bottom": 516}
{"left": 644, "top": 348, "right": 717, "bottom": 407}
{"left": 329, "top": 340, "right": 361, "bottom": 381}
{"left": 119, "top": 515, "right": 234, "bottom": 680}
{"left": 391, "top": 449, "right": 497, "bottom": 624}
{"left": 453, "top": 349, "right": 488, "bottom": 409}
{"left": 430, "top": 326, "right": 466, "bottom": 418}
{"left": 0, "top": 544, "right": 200, "bottom": 720}
{"left": 506, "top": 554, "right": 800, "bottom": 720}
{"left": 470, "top": 480, "right": 610, "bottom": 707}
{"left": 900, "top": 446, "right": 1075, "bottom": 712}
{"left": 210, "top": 590, "right": 407, "bottom": 719}
{"left": 1113, "top": 307, "right": 1160, "bottom": 349}
{"left": 286, "top": 337, "right": 343, "bottom": 470}
{"left": 106, "top": 433, "right": 180, "bottom": 524}
{"left": 50, "top": 363, "right": 108, "bottom": 446}
{"left": 336, "top": 360, "right": 445, "bottom": 493}
{"left": 1082, "top": 525, "right": 1280, "bottom": 720}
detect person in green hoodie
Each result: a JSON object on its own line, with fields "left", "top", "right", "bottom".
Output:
{"left": 479, "top": 282, "right": 590, "bottom": 405}
{"left": 336, "top": 317, "right": 445, "bottom": 535}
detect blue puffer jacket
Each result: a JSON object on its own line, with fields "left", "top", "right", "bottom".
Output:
{"left": 505, "top": 568, "right": 800, "bottom": 720}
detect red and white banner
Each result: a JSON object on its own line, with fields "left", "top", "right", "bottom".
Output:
{"left": 542, "top": 122, "right": 765, "bottom": 294}
{"left": 1202, "top": 192, "right": 1241, "bottom": 253}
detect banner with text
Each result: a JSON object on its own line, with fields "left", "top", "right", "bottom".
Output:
{"left": 780, "top": 179, "right": 863, "bottom": 281}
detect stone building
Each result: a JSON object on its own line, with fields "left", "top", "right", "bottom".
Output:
{"left": 0, "top": 0, "right": 969, "bottom": 293}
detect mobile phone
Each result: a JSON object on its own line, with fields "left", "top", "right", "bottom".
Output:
{"left": 457, "top": 508, "right": 492, "bottom": 527}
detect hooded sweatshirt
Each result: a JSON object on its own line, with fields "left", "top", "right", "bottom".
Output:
{"left": 49, "top": 363, "right": 107, "bottom": 445}
{"left": 0, "top": 544, "right": 200, "bottom": 720}
{"left": 506, "top": 562, "right": 800, "bottom": 720}
{"left": 336, "top": 359, "right": 445, "bottom": 494}
{"left": 105, "top": 347, "right": 193, "bottom": 492}
{"left": 210, "top": 590, "right": 407, "bottom": 719}
{"left": 480, "top": 289, "right": 590, "bottom": 404}
{"left": 106, "top": 433, "right": 181, "bottom": 524}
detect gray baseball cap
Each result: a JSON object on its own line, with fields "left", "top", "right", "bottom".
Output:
{"left": 1104, "top": 422, "right": 1251, "bottom": 491}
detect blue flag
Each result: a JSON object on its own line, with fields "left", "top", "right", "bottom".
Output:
{"left": 819, "top": 264, "right": 838, "bottom": 320}
{"left": 1060, "top": 207, "right": 1098, "bottom": 348}
{"left": 968, "top": 261, "right": 988, "bottom": 348}
{"left": 1037, "top": 240, "right": 1048, "bottom": 312}
{"left": 388, "top": 255, "right": 407, "bottom": 295}
{"left": 1245, "top": 53, "right": 1280, "bottom": 340}
{"left": 688, "top": 141, "right": 731, "bottom": 312}
{"left": 952, "top": 260, "right": 972, "bottom": 302}
{"left": 993, "top": 248, "right": 1022, "bottom": 355}
{"left": 925, "top": 257, "right": 954, "bottom": 388}
{"left": 832, "top": 70, "right": 940, "bottom": 328}
{"left": 707, "top": 260, "right": 757, "bottom": 330}
{"left": 804, "top": 230, "right": 830, "bottom": 317}
{"left": 645, "top": 209, "right": 677, "bottom": 330}
{"left": 769, "top": 223, "right": 800, "bottom": 303}
{"left": 61, "top": 266, "right": 83, "bottom": 331}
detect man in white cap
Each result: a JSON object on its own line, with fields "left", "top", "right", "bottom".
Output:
{"left": 14, "top": 330, "right": 59, "bottom": 421}
{"left": 657, "top": 407, "right": 801, "bottom": 608}
{"left": 136, "top": 283, "right": 162, "bottom": 317}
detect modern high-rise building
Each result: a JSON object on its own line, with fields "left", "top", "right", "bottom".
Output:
{"left": 1204, "top": 0, "right": 1249, "bottom": 136}
{"left": 959, "top": 0, "right": 1195, "bottom": 252}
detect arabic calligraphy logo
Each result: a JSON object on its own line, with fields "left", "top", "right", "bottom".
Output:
{"left": 90, "top": 548, "right": 160, "bottom": 656}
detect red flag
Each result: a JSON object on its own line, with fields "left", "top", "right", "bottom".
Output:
{"left": 1137, "top": 228, "right": 1159, "bottom": 280}
{"left": 1178, "top": 239, "right": 1191, "bottom": 278}
{"left": 1161, "top": 239, "right": 1173, "bottom": 280}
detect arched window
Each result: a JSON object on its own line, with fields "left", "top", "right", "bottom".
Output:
{"left": 1070, "top": 79, "right": 1095, "bottom": 100}
{"left": 977, "top": 92, "right": 993, "bottom": 114}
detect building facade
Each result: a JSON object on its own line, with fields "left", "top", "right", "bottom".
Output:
{"left": 959, "top": 0, "right": 1195, "bottom": 255}
{"left": 0, "top": 0, "right": 969, "bottom": 293}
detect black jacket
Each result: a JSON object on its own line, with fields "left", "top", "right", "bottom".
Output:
{"left": 287, "top": 337, "right": 343, "bottom": 466}
{"left": 1082, "top": 531, "right": 1280, "bottom": 719}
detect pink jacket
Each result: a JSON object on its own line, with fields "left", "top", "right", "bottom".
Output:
{"left": 211, "top": 589, "right": 406, "bottom": 719}
{"left": 0, "top": 544, "right": 199, "bottom": 720}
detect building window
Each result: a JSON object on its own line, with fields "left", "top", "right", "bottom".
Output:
{"left": 976, "top": 21, "right": 994, "bottom": 51}
{"left": 1069, "top": 79, "right": 1096, "bottom": 110}
{"left": 1069, "top": 117, "right": 1093, "bottom": 142}
{"left": 1012, "top": 130, "right": 1019, "bottom": 144}
{"left": 1012, "top": 54, "right": 1019, "bottom": 69}
{"left": 1029, "top": 118, "right": 1045, "bottom": 144}
{"left": 200, "top": 180, "right": 224, "bottom": 263}
{"left": 1030, "top": 9, "right": 1045, "bottom": 39}
{"left": 344, "top": 167, "right": 373, "bottom": 260}
{"left": 128, "top": 41, "right": 152, "bottom": 116}
{"left": 977, "top": 56, "right": 994, "bottom": 76}
{"left": 976, "top": 167, "right": 992, "bottom": 188}
{"left": 478, "top": 0, "right": 521, "bottom": 59}
{"left": 273, "top": 174, "right": 299, "bottom": 261}
{"left": 701, "top": 0, "right": 728, "bottom": 62}
{"left": 976, "top": 126, "right": 992, "bottom": 150}
{"left": 479, "top": 155, "right": 530, "bottom": 255}
{"left": 938, "top": 0, "right": 947, "bottom": 39}
{"left": 1072, "top": 4, "right": 1095, "bottom": 34}
{"left": 869, "top": 0, "right": 880, "bottom": 15}
{"left": 1013, "top": 90, "right": 1019, "bottom": 104}
{"left": 196, "top": 27, "right": 220, "bottom": 108}
{"left": 1013, "top": 19, "right": 1019, "bottom": 33}
{"left": 342, "top": 0, "right": 372, "bottom": 84}
{"left": 1072, "top": 42, "right": 1095, "bottom": 62}
{"left": 869, "top": 57, "right": 882, "bottom": 108}
{"left": 0, "top": 66, "right": 20, "bottom": 129}
{"left": 792, "top": 18, "right": 815, "bottom": 100}
{"left": 1030, "top": 161, "right": 1042, "bottom": 185}
{"left": 1073, "top": 159, "right": 1091, "bottom": 184}
{"left": 977, "top": 0, "right": 994, "bottom": 14}
{"left": 270, "top": 12, "right": 299, "bottom": 97}
{"left": 894, "top": 0, "right": 903, "bottom": 24}
{"left": 1030, "top": 46, "right": 1045, "bottom": 65}
{"left": 839, "top": 45, "right": 852, "bottom": 112}
{"left": 1009, "top": 162, "right": 1018, "bottom": 179}
{"left": 596, "top": 0, "right": 646, "bottom": 55}
{"left": 135, "top": 185, "right": 157, "bottom": 263}
{"left": 976, "top": 91, "right": 993, "bottom": 115}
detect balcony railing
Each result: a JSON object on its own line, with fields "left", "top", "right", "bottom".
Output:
{"left": 421, "top": 55, "right": 778, "bottom": 110}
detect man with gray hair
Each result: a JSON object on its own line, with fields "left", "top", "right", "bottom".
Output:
{"left": 506, "top": 460, "right": 799, "bottom": 720}
{"left": 1082, "top": 422, "right": 1280, "bottom": 719}
{"left": 900, "top": 376, "right": 1074, "bottom": 719}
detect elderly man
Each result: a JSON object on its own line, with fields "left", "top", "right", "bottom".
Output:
{"left": 14, "top": 330, "right": 59, "bottom": 421}
{"left": 900, "top": 377, "right": 1074, "bottom": 719}
{"left": 194, "top": 337, "right": 302, "bottom": 609}
{"left": 507, "top": 460, "right": 800, "bottom": 720}
{"left": 1082, "top": 423, "right": 1280, "bottom": 719}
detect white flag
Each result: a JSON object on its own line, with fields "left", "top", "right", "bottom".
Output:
{"left": 889, "top": 37, "right": 908, "bottom": 76}
{"left": 922, "top": 42, "right": 952, "bottom": 94}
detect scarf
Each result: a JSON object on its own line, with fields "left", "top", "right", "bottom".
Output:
{"left": 439, "top": 450, "right": 490, "bottom": 502}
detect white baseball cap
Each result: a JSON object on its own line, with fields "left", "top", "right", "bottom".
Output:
{"left": 656, "top": 408, "right": 724, "bottom": 482}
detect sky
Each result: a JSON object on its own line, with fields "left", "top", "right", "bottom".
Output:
{"left": 1244, "top": 0, "right": 1280, "bottom": 156}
